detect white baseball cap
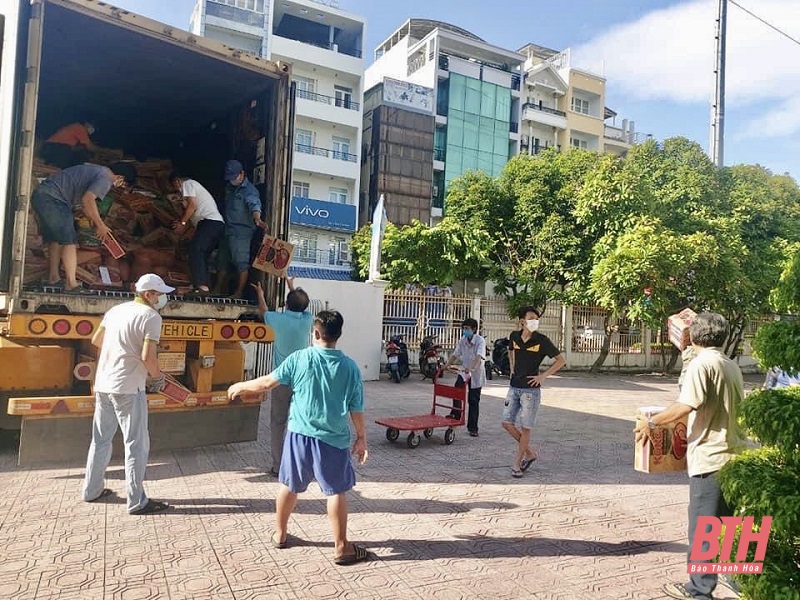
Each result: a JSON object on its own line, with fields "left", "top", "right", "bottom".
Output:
{"left": 134, "top": 273, "right": 175, "bottom": 294}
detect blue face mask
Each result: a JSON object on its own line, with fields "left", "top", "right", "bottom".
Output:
{"left": 462, "top": 328, "right": 474, "bottom": 339}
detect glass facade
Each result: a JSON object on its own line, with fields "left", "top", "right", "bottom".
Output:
{"left": 443, "top": 73, "right": 511, "bottom": 187}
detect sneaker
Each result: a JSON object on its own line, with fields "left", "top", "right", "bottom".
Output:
{"left": 662, "top": 582, "right": 694, "bottom": 600}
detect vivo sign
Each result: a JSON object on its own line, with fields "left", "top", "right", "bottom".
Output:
{"left": 290, "top": 197, "right": 357, "bottom": 232}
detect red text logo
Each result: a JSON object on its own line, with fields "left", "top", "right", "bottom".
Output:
{"left": 687, "top": 516, "right": 771, "bottom": 575}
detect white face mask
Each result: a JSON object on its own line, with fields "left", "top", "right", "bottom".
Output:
{"left": 153, "top": 294, "right": 168, "bottom": 311}
{"left": 525, "top": 319, "right": 540, "bottom": 332}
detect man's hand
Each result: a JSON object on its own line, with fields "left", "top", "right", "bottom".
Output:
{"left": 633, "top": 418, "right": 652, "bottom": 443}
{"left": 172, "top": 221, "right": 187, "bottom": 234}
{"left": 228, "top": 382, "right": 246, "bottom": 401}
{"left": 527, "top": 374, "right": 546, "bottom": 387}
{"left": 352, "top": 436, "right": 368, "bottom": 465}
{"left": 286, "top": 276, "right": 296, "bottom": 291}
{"left": 255, "top": 218, "right": 268, "bottom": 230}
{"left": 250, "top": 282, "right": 266, "bottom": 298}
{"left": 146, "top": 373, "right": 166, "bottom": 394}
{"left": 95, "top": 222, "right": 112, "bottom": 242}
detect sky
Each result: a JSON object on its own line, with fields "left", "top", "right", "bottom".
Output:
{"left": 111, "top": 0, "right": 800, "bottom": 180}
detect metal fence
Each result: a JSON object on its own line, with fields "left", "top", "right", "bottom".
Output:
{"left": 382, "top": 290, "right": 474, "bottom": 351}
{"left": 571, "top": 306, "right": 644, "bottom": 354}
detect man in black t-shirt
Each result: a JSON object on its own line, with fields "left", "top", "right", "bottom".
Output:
{"left": 502, "top": 306, "right": 566, "bottom": 478}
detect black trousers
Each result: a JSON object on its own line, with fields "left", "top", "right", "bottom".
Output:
{"left": 451, "top": 376, "right": 482, "bottom": 433}
{"left": 40, "top": 142, "right": 89, "bottom": 169}
{"left": 189, "top": 219, "right": 224, "bottom": 289}
{"left": 686, "top": 471, "right": 730, "bottom": 599}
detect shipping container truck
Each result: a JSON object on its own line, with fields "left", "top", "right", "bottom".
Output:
{"left": 0, "top": 0, "right": 295, "bottom": 465}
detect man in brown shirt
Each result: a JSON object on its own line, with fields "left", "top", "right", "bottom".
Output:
{"left": 634, "top": 312, "right": 745, "bottom": 600}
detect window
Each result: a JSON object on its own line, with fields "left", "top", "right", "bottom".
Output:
{"left": 291, "top": 231, "right": 318, "bottom": 263}
{"left": 329, "top": 187, "right": 348, "bottom": 204}
{"left": 332, "top": 136, "right": 351, "bottom": 160}
{"left": 334, "top": 85, "right": 353, "bottom": 109}
{"left": 294, "top": 76, "right": 316, "bottom": 100}
{"left": 571, "top": 96, "right": 590, "bottom": 115}
{"left": 293, "top": 181, "right": 310, "bottom": 199}
{"left": 330, "top": 238, "right": 351, "bottom": 265}
{"left": 295, "top": 129, "right": 313, "bottom": 153}
{"left": 220, "top": 0, "right": 264, "bottom": 11}
{"left": 570, "top": 137, "right": 588, "bottom": 150}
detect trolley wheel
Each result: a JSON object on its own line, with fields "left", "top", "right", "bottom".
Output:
{"left": 407, "top": 432, "right": 421, "bottom": 448}
{"left": 423, "top": 428, "right": 434, "bottom": 439}
{"left": 386, "top": 428, "right": 400, "bottom": 442}
{"left": 443, "top": 428, "right": 456, "bottom": 445}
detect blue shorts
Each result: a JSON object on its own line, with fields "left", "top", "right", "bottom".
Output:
{"left": 279, "top": 432, "right": 356, "bottom": 496}
{"left": 31, "top": 191, "right": 77, "bottom": 245}
{"left": 217, "top": 232, "right": 253, "bottom": 273}
{"left": 502, "top": 387, "right": 541, "bottom": 430}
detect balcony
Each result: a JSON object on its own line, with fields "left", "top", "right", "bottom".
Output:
{"left": 510, "top": 121, "right": 519, "bottom": 134}
{"left": 293, "top": 144, "right": 359, "bottom": 180}
{"left": 438, "top": 55, "right": 450, "bottom": 71}
{"left": 295, "top": 89, "right": 362, "bottom": 128}
{"left": 604, "top": 124, "right": 631, "bottom": 145}
{"left": 511, "top": 74, "right": 521, "bottom": 91}
{"left": 433, "top": 147, "right": 446, "bottom": 162}
{"left": 271, "top": 35, "right": 363, "bottom": 76}
{"left": 293, "top": 247, "right": 352, "bottom": 267}
{"left": 522, "top": 102, "right": 568, "bottom": 130}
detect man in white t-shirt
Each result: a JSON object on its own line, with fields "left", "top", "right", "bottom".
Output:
{"left": 82, "top": 273, "right": 174, "bottom": 515}
{"left": 170, "top": 173, "right": 225, "bottom": 294}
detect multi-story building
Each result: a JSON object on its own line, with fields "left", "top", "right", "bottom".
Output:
{"left": 190, "top": 0, "right": 365, "bottom": 279}
{"left": 365, "top": 19, "right": 525, "bottom": 221}
{"left": 361, "top": 77, "right": 436, "bottom": 227}
{"left": 518, "top": 44, "right": 650, "bottom": 157}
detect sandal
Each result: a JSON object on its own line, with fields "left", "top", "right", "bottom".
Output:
{"left": 129, "top": 499, "right": 169, "bottom": 515}
{"left": 86, "top": 488, "right": 113, "bottom": 503}
{"left": 521, "top": 456, "right": 537, "bottom": 472}
{"left": 511, "top": 469, "right": 523, "bottom": 479}
{"left": 271, "top": 532, "right": 288, "bottom": 549}
{"left": 334, "top": 544, "right": 370, "bottom": 566}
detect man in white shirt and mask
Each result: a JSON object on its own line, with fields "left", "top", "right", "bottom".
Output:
{"left": 502, "top": 306, "right": 566, "bottom": 478}
{"left": 82, "top": 274, "right": 173, "bottom": 515}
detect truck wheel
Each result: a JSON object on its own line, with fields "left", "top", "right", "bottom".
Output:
{"left": 407, "top": 432, "right": 421, "bottom": 448}
{"left": 443, "top": 428, "right": 455, "bottom": 445}
{"left": 423, "top": 428, "right": 434, "bottom": 439}
{"left": 386, "top": 428, "right": 400, "bottom": 442}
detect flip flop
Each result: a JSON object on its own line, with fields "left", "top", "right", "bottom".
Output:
{"left": 86, "top": 488, "right": 113, "bottom": 503}
{"left": 511, "top": 469, "right": 523, "bottom": 479}
{"left": 271, "top": 532, "right": 288, "bottom": 549}
{"left": 129, "top": 499, "right": 169, "bottom": 515}
{"left": 334, "top": 544, "right": 370, "bottom": 566}
{"left": 521, "top": 456, "right": 537, "bottom": 472}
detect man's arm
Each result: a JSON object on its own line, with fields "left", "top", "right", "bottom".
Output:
{"left": 141, "top": 339, "right": 162, "bottom": 379}
{"left": 81, "top": 191, "right": 111, "bottom": 240}
{"left": 228, "top": 374, "right": 280, "bottom": 400}
{"left": 350, "top": 411, "right": 368, "bottom": 465}
{"left": 245, "top": 188, "right": 267, "bottom": 229}
{"left": 634, "top": 402, "right": 692, "bottom": 442}
{"left": 468, "top": 338, "right": 486, "bottom": 372}
{"left": 251, "top": 281, "right": 269, "bottom": 320}
{"left": 445, "top": 340, "right": 462, "bottom": 368}
{"left": 176, "top": 196, "right": 197, "bottom": 231}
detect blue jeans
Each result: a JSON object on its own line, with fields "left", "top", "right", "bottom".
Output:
{"left": 82, "top": 391, "right": 150, "bottom": 512}
{"left": 502, "top": 387, "right": 541, "bottom": 429}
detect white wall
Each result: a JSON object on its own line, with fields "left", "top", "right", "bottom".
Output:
{"left": 294, "top": 279, "right": 386, "bottom": 380}
{"left": 365, "top": 38, "right": 410, "bottom": 89}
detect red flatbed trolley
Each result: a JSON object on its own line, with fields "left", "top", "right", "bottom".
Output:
{"left": 375, "top": 369, "right": 467, "bottom": 448}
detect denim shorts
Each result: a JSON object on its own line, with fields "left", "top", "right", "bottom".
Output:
{"left": 502, "top": 387, "right": 541, "bottom": 430}
{"left": 279, "top": 432, "right": 356, "bottom": 496}
{"left": 31, "top": 191, "right": 77, "bottom": 245}
{"left": 217, "top": 233, "right": 252, "bottom": 272}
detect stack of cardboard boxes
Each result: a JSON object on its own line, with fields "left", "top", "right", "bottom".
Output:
{"left": 27, "top": 149, "right": 196, "bottom": 292}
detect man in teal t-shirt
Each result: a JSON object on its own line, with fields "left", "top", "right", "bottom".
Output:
{"left": 252, "top": 277, "right": 313, "bottom": 475}
{"left": 228, "top": 311, "right": 370, "bottom": 566}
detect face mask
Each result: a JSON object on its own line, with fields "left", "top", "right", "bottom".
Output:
{"left": 462, "top": 329, "right": 474, "bottom": 339}
{"left": 153, "top": 294, "right": 168, "bottom": 311}
{"left": 525, "top": 319, "right": 540, "bottom": 332}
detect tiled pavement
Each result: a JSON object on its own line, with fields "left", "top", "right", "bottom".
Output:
{"left": 0, "top": 372, "right": 747, "bottom": 600}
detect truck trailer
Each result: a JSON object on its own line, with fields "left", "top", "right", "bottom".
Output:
{"left": 0, "top": 0, "right": 295, "bottom": 465}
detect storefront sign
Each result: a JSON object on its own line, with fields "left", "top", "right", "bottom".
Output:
{"left": 383, "top": 77, "right": 434, "bottom": 114}
{"left": 290, "top": 197, "right": 357, "bottom": 232}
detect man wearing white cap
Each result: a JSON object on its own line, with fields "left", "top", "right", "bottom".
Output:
{"left": 82, "top": 273, "right": 174, "bottom": 515}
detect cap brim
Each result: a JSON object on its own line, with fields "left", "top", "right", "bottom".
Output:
{"left": 224, "top": 174, "right": 239, "bottom": 182}
{"left": 156, "top": 283, "right": 176, "bottom": 294}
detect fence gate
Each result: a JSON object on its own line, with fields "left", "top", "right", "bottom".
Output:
{"left": 382, "top": 291, "right": 474, "bottom": 352}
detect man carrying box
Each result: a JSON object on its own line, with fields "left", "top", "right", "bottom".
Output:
{"left": 633, "top": 312, "right": 745, "bottom": 600}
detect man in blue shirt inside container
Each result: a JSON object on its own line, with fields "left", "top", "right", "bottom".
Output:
{"left": 252, "top": 277, "right": 313, "bottom": 476}
{"left": 214, "top": 159, "right": 267, "bottom": 298}
{"left": 228, "top": 310, "right": 370, "bottom": 566}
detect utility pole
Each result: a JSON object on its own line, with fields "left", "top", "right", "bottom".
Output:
{"left": 710, "top": 0, "right": 728, "bottom": 167}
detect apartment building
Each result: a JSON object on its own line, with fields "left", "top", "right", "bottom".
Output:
{"left": 518, "top": 44, "right": 650, "bottom": 157}
{"left": 190, "top": 0, "right": 365, "bottom": 279}
{"left": 365, "top": 19, "right": 525, "bottom": 221}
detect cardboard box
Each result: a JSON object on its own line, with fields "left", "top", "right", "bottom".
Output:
{"left": 160, "top": 373, "right": 191, "bottom": 404}
{"left": 668, "top": 308, "right": 697, "bottom": 351}
{"left": 102, "top": 232, "right": 127, "bottom": 259}
{"left": 634, "top": 406, "right": 689, "bottom": 473}
{"left": 252, "top": 235, "right": 294, "bottom": 277}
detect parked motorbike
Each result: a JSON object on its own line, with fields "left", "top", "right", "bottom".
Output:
{"left": 385, "top": 335, "right": 411, "bottom": 383}
{"left": 490, "top": 338, "right": 511, "bottom": 377}
{"left": 419, "top": 335, "right": 444, "bottom": 380}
